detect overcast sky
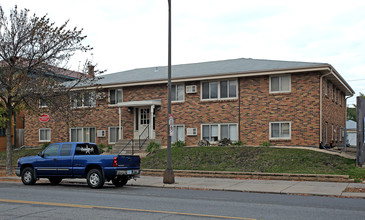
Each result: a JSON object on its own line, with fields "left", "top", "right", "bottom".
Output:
{"left": 2, "top": 0, "right": 365, "bottom": 105}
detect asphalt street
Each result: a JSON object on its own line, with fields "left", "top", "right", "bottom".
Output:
{"left": 0, "top": 181, "right": 365, "bottom": 220}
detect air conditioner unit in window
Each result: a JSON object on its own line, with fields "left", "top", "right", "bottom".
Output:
{"left": 186, "top": 85, "right": 197, "bottom": 94}
{"left": 187, "top": 128, "right": 197, "bottom": 136}
{"left": 97, "top": 130, "right": 106, "bottom": 137}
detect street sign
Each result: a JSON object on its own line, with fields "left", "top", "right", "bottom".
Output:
{"left": 39, "top": 114, "right": 50, "bottom": 123}
{"left": 169, "top": 114, "right": 174, "bottom": 136}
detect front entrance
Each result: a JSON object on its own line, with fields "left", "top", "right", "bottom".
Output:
{"left": 134, "top": 106, "right": 155, "bottom": 139}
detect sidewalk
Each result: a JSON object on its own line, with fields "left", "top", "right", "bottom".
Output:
{"left": 1, "top": 175, "right": 365, "bottom": 198}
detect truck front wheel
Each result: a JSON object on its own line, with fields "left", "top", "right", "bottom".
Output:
{"left": 87, "top": 169, "right": 105, "bottom": 189}
{"left": 21, "top": 167, "right": 36, "bottom": 185}
{"left": 112, "top": 176, "right": 128, "bottom": 187}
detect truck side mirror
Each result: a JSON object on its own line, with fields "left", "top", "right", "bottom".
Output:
{"left": 37, "top": 152, "right": 44, "bottom": 157}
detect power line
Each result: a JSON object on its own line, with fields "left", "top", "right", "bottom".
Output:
{"left": 348, "top": 79, "right": 365, "bottom": 82}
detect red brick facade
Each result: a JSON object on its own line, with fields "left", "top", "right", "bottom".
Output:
{"left": 24, "top": 71, "right": 348, "bottom": 148}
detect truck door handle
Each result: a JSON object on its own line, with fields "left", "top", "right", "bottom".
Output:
{"left": 53, "top": 159, "right": 57, "bottom": 162}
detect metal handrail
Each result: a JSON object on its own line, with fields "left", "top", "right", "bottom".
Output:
{"left": 118, "top": 139, "right": 134, "bottom": 155}
{"left": 139, "top": 124, "right": 149, "bottom": 150}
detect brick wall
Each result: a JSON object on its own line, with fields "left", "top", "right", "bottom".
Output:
{"left": 321, "top": 79, "right": 347, "bottom": 147}
{"left": 24, "top": 71, "right": 347, "bottom": 148}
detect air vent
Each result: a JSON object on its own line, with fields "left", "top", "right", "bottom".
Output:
{"left": 187, "top": 128, "right": 197, "bottom": 136}
{"left": 97, "top": 130, "right": 106, "bottom": 137}
{"left": 186, "top": 85, "right": 197, "bottom": 93}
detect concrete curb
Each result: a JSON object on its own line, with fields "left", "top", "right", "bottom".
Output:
{"left": 141, "top": 169, "right": 353, "bottom": 182}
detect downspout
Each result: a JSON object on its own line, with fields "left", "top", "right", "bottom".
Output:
{"left": 238, "top": 77, "right": 241, "bottom": 142}
{"left": 344, "top": 96, "right": 352, "bottom": 152}
{"left": 320, "top": 71, "right": 332, "bottom": 146}
{"left": 118, "top": 107, "right": 122, "bottom": 141}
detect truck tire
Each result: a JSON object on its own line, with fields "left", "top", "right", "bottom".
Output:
{"left": 112, "top": 176, "right": 128, "bottom": 187}
{"left": 21, "top": 167, "right": 36, "bottom": 185}
{"left": 87, "top": 169, "right": 104, "bottom": 189}
{"left": 48, "top": 177, "right": 62, "bottom": 185}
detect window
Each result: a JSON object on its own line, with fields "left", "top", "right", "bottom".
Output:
{"left": 202, "top": 124, "right": 218, "bottom": 142}
{"left": 221, "top": 124, "right": 238, "bottom": 141}
{"left": 331, "top": 124, "right": 334, "bottom": 141}
{"left": 339, "top": 92, "right": 342, "bottom": 105}
{"left": 335, "top": 88, "right": 337, "bottom": 103}
{"left": 70, "top": 127, "right": 96, "bottom": 143}
{"left": 269, "top": 122, "right": 291, "bottom": 140}
{"left": 324, "top": 80, "right": 328, "bottom": 96}
{"left": 172, "top": 125, "right": 185, "bottom": 143}
{"left": 324, "top": 122, "right": 328, "bottom": 144}
{"left": 202, "top": 79, "right": 237, "bottom": 100}
{"left": 109, "top": 126, "right": 122, "bottom": 144}
{"left": 171, "top": 84, "right": 184, "bottom": 101}
{"left": 71, "top": 91, "right": 96, "bottom": 108}
{"left": 39, "top": 99, "right": 48, "bottom": 108}
{"left": 44, "top": 144, "right": 60, "bottom": 157}
{"left": 60, "top": 144, "right": 72, "bottom": 156}
{"left": 270, "top": 75, "right": 291, "bottom": 93}
{"left": 202, "top": 123, "right": 238, "bottom": 142}
{"left": 39, "top": 128, "right": 51, "bottom": 142}
{"left": 0, "top": 128, "right": 5, "bottom": 137}
{"left": 109, "top": 89, "right": 123, "bottom": 105}
{"left": 75, "top": 143, "right": 99, "bottom": 155}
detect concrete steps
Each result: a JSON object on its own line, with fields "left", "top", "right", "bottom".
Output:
{"left": 111, "top": 139, "right": 161, "bottom": 158}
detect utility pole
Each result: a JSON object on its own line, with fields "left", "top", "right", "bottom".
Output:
{"left": 163, "top": 0, "right": 175, "bottom": 184}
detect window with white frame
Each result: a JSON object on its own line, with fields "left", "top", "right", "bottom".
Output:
{"left": 109, "top": 126, "right": 122, "bottom": 144}
{"left": 109, "top": 89, "right": 123, "bottom": 105}
{"left": 70, "top": 127, "right": 96, "bottom": 143}
{"left": 270, "top": 75, "right": 291, "bottom": 93}
{"left": 39, "top": 99, "right": 48, "bottom": 108}
{"left": 202, "top": 123, "right": 238, "bottom": 142}
{"left": 172, "top": 125, "right": 185, "bottom": 143}
{"left": 71, "top": 91, "right": 96, "bottom": 108}
{"left": 39, "top": 128, "right": 51, "bottom": 142}
{"left": 269, "top": 122, "right": 291, "bottom": 140}
{"left": 220, "top": 124, "right": 238, "bottom": 141}
{"left": 171, "top": 84, "right": 184, "bottom": 102}
{"left": 324, "top": 79, "right": 328, "bottom": 96}
{"left": 201, "top": 79, "right": 237, "bottom": 100}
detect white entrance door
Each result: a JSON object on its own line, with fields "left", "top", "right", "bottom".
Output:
{"left": 139, "top": 108, "right": 150, "bottom": 139}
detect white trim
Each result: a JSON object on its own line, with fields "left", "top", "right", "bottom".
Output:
{"left": 171, "top": 83, "right": 185, "bottom": 102}
{"left": 269, "top": 74, "right": 291, "bottom": 94}
{"left": 108, "top": 126, "right": 123, "bottom": 144}
{"left": 114, "top": 99, "right": 161, "bottom": 107}
{"left": 70, "top": 127, "right": 96, "bottom": 143}
{"left": 269, "top": 121, "right": 291, "bottom": 140}
{"left": 201, "top": 123, "right": 238, "bottom": 142}
{"left": 172, "top": 124, "right": 185, "bottom": 143}
{"left": 108, "top": 88, "right": 123, "bottom": 106}
{"left": 39, "top": 128, "right": 51, "bottom": 142}
{"left": 200, "top": 79, "right": 238, "bottom": 101}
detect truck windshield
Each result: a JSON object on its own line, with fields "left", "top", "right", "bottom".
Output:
{"left": 75, "top": 144, "right": 100, "bottom": 155}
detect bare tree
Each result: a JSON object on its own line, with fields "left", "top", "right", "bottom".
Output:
{"left": 0, "top": 6, "right": 100, "bottom": 175}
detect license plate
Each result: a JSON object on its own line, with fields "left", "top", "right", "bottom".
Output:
{"left": 127, "top": 170, "right": 132, "bottom": 174}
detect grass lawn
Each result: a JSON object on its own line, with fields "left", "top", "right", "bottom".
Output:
{"left": 2, "top": 146, "right": 364, "bottom": 181}
{"left": 141, "top": 146, "right": 365, "bottom": 181}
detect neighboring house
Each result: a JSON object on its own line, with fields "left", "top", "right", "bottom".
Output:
{"left": 24, "top": 58, "right": 354, "bottom": 148}
{"left": 346, "top": 120, "right": 356, "bottom": 147}
{"left": 0, "top": 59, "right": 92, "bottom": 152}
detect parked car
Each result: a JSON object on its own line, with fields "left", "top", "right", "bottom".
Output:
{"left": 15, "top": 142, "right": 140, "bottom": 188}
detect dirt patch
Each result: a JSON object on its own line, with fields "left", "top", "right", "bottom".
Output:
{"left": 344, "top": 188, "right": 365, "bottom": 193}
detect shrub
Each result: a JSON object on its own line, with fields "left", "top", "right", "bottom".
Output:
{"left": 146, "top": 141, "right": 161, "bottom": 154}
{"left": 260, "top": 141, "right": 273, "bottom": 147}
{"left": 218, "top": 138, "right": 232, "bottom": 146}
{"left": 198, "top": 139, "right": 210, "bottom": 146}
{"left": 232, "top": 140, "right": 244, "bottom": 146}
{"left": 41, "top": 142, "right": 51, "bottom": 150}
{"left": 173, "top": 140, "right": 186, "bottom": 148}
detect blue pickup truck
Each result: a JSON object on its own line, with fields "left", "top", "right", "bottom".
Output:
{"left": 15, "top": 142, "right": 140, "bottom": 188}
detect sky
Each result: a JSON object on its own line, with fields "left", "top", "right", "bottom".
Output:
{"left": 1, "top": 0, "right": 365, "bottom": 105}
